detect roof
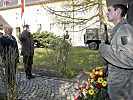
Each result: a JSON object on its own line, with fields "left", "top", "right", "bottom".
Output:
{"left": 1, "top": 0, "right": 130, "bottom": 11}
{"left": 0, "top": 15, "right": 9, "bottom": 27}
{"left": 0, "top": 0, "right": 69, "bottom": 10}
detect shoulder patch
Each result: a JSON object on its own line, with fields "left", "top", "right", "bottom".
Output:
{"left": 121, "top": 36, "right": 128, "bottom": 45}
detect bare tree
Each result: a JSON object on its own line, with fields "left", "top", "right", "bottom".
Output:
{"left": 42, "top": 0, "right": 107, "bottom": 37}
{"left": 98, "top": 0, "right": 105, "bottom": 41}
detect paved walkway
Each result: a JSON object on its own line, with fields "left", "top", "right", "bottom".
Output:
{"left": 0, "top": 72, "right": 89, "bottom": 100}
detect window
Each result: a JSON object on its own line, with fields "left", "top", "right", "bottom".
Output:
{"left": 50, "top": 23, "right": 54, "bottom": 30}
{"left": 37, "top": 24, "right": 42, "bottom": 30}
{"left": 63, "top": 23, "right": 69, "bottom": 30}
{"left": 79, "top": 22, "right": 86, "bottom": 29}
{"left": 16, "top": 27, "right": 21, "bottom": 36}
{"left": 3, "top": 0, "right": 11, "bottom": 6}
{"left": 17, "top": 0, "right": 21, "bottom": 5}
{"left": 85, "top": 28, "right": 99, "bottom": 40}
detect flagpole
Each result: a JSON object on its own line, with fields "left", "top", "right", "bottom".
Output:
{"left": 21, "top": 0, "right": 25, "bottom": 26}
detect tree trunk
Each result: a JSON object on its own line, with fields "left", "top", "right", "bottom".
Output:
{"left": 98, "top": 0, "right": 105, "bottom": 41}
{"left": 127, "top": 0, "right": 133, "bottom": 26}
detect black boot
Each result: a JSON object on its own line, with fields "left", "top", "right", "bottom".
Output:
{"left": 28, "top": 69, "right": 35, "bottom": 78}
{"left": 25, "top": 68, "right": 32, "bottom": 79}
{"left": 26, "top": 75, "right": 32, "bottom": 79}
{"left": 28, "top": 66, "right": 35, "bottom": 78}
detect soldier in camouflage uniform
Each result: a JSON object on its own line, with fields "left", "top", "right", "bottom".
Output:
{"left": 99, "top": 4, "right": 133, "bottom": 100}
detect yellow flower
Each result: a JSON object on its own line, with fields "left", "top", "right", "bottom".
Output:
{"left": 92, "top": 69, "right": 95, "bottom": 73}
{"left": 98, "top": 77, "right": 103, "bottom": 83}
{"left": 88, "top": 89, "right": 94, "bottom": 95}
{"left": 90, "top": 79, "right": 94, "bottom": 83}
{"left": 95, "top": 71, "right": 99, "bottom": 74}
{"left": 88, "top": 78, "right": 90, "bottom": 82}
{"left": 102, "top": 81, "right": 107, "bottom": 87}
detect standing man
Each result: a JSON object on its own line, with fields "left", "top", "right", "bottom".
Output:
{"left": 0, "top": 32, "right": 3, "bottom": 37}
{"left": 0, "top": 25, "right": 3, "bottom": 37}
{"left": 63, "top": 30, "right": 69, "bottom": 40}
{"left": 99, "top": 4, "right": 133, "bottom": 100}
{"left": 19, "top": 25, "right": 35, "bottom": 79}
{"left": 0, "top": 25, "right": 19, "bottom": 84}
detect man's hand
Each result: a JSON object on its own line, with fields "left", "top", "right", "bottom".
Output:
{"left": 99, "top": 42, "right": 105, "bottom": 51}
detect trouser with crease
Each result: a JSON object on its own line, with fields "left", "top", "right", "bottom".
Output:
{"left": 23, "top": 56, "right": 33, "bottom": 76}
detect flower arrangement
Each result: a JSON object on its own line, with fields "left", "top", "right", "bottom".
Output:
{"left": 74, "top": 66, "right": 109, "bottom": 100}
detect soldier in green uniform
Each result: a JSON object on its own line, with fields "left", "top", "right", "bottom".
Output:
{"left": 99, "top": 4, "right": 133, "bottom": 100}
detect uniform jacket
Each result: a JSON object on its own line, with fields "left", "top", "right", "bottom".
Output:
{"left": 0, "top": 34, "right": 19, "bottom": 63}
{"left": 99, "top": 19, "right": 133, "bottom": 85}
{"left": 19, "top": 30, "right": 34, "bottom": 56}
{"left": 99, "top": 19, "right": 133, "bottom": 99}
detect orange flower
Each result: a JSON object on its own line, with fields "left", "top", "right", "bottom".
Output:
{"left": 96, "top": 66, "right": 103, "bottom": 70}
{"left": 85, "top": 82, "right": 89, "bottom": 89}
{"left": 98, "top": 71, "right": 104, "bottom": 76}
{"left": 89, "top": 73, "right": 95, "bottom": 78}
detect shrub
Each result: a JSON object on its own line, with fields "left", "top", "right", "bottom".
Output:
{"left": 33, "top": 30, "right": 57, "bottom": 47}
{"left": 33, "top": 30, "right": 72, "bottom": 76}
{"left": 49, "top": 37, "right": 71, "bottom": 75}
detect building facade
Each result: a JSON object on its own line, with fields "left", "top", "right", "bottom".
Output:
{"left": 0, "top": 0, "right": 103, "bottom": 46}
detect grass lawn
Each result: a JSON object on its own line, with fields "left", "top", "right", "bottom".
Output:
{"left": 18, "top": 47, "right": 104, "bottom": 78}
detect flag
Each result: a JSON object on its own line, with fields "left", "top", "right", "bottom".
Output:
{"left": 3, "top": 0, "right": 11, "bottom": 6}
{"left": 21, "top": 0, "right": 25, "bottom": 26}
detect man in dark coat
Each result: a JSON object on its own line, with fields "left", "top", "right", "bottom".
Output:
{"left": 0, "top": 25, "right": 19, "bottom": 84}
{"left": 19, "top": 25, "right": 35, "bottom": 79}
{"left": 99, "top": 4, "right": 133, "bottom": 100}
